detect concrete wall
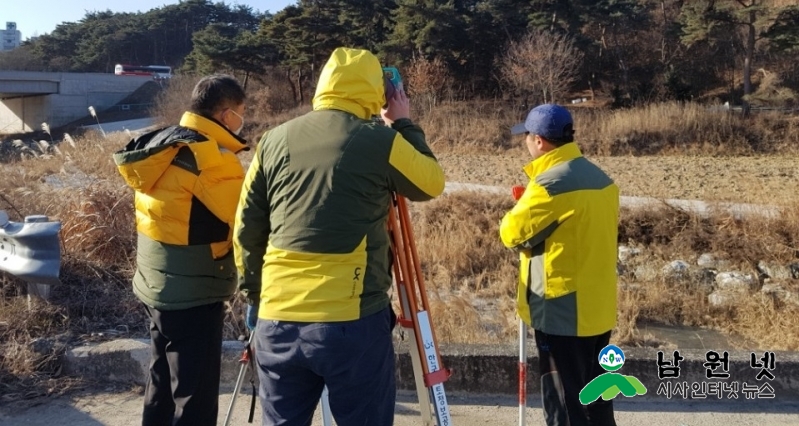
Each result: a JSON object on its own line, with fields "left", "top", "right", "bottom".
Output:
{"left": 0, "top": 72, "right": 152, "bottom": 133}
{"left": 64, "top": 339, "right": 799, "bottom": 401}
{"left": 0, "top": 96, "right": 48, "bottom": 133}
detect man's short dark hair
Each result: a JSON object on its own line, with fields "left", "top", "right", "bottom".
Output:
{"left": 190, "top": 74, "right": 246, "bottom": 118}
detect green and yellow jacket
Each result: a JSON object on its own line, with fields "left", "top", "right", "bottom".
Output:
{"left": 114, "top": 112, "right": 248, "bottom": 310}
{"left": 234, "top": 47, "right": 445, "bottom": 322}
{"left": 500, "top": 143, "right": 619, "bottom": 337}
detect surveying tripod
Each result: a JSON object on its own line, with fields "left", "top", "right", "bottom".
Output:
{"left": 224, "top": 193, "right": 452, "bottom": 425}
{"left": 386, "top": 192, "right": 453, "bottom": 425}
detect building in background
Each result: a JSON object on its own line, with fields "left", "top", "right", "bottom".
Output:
{"left": 1, "top": 22, "right": 21, "bottom": 51}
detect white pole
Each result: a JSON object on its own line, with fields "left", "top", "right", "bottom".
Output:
{"left": 512, "top": 185, "right": 527, "bottom": 426}
{"left": 321, "top": 386, "right": 333, "bottom": 426}
{"left": 518, "top": 318, "right": 527, "bottom": 426}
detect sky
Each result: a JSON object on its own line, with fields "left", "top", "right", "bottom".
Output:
{"left": 1, "top": 0, "right": 296, "bottom": 40}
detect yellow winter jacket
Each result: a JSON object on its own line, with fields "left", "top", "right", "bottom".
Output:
{"left": 114, "top": 112, "right": 248, "bottom": 310}
{"left": 234, "top": 47, "right": 445, "bottom": 322}
{"left": 500, "top": 143, "right": 619, "bottom": 337}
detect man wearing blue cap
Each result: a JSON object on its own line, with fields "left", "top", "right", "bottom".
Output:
{"left": 500, "top": 104, "right": 620, "bottom": 426}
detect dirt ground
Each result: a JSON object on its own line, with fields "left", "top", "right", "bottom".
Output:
{"left": 438, "top": 152, "right": 798, "bottom": 205}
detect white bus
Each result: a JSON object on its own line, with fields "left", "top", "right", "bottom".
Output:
{"left": 114, "top": 64, "right": 172, "bottom": 79}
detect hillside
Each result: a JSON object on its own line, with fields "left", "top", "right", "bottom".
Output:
{"left": 0, "top": 1, "right": 796, "bottom": 109}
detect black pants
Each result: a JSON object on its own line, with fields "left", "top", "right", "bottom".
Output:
{"left": 142, "top": 302, "right": 224, "bottom": 426}
{"left": 534, "top": 329, "right": 617, "bottom": 426}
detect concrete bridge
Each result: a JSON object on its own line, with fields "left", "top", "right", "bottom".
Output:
{"left": 0, "top": 71, "right": 152, "bottom": 134}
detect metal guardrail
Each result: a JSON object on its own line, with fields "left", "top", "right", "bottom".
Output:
{"left": 0, "top": 210, "right": 62, "bottom": 302}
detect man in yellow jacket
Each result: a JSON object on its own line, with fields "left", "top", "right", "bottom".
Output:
{"left": 500, "top": 104, "right": 619, "bottom": 426}
{"left": 234, "top": 48, "right": 445, "bottom": 425}
{"left": 113, "top": 75, "right": 249, "bottom": 426}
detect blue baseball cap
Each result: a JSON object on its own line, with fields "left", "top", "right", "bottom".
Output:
{"left": 510, "top": 104, "right": 575, "bottom": 143}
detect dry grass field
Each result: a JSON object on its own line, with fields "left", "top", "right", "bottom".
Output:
{"left": 414, "top": 101, "right": 799, "bottom": 350}
{"left": 439, "top": 153, "right": 799, "bottom": 206}
{"left": 1, "top": 96, "right": 798, "bottom": 403}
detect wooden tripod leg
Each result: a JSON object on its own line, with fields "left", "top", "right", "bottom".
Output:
{"left": 416, "top": 310, "right": 452, "bottom": 425}
{"left": 390, "top": 194, "right": 451, "bottom": 426}
{"left": 398, "top": 280, "right": 436, "bottom": 425}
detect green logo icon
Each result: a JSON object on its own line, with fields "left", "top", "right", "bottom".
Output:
{"left": 579, "top": 345, "right": 647, "bottom": 404}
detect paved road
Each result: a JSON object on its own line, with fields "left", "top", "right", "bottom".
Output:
{"left": 1, "top": 390, "right": 796, "bottom": 425}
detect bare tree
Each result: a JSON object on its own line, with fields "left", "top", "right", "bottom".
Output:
{"left": 405, "top": 54, "right": 451, "bottom": 114}
{"left": 500, "top": 29, "right": 583, "bottom": 105}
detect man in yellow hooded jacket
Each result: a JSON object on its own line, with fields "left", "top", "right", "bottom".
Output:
{"left": 113, "top": 75, "right": 249, "bottom": 426}
{"left": 500, "top": 104, "right": 619, "bottom": 426}
{"left": 234, "top": 48, "right": 445, "bottom": 425}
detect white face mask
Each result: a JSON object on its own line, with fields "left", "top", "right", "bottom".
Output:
{"left": 228, "top": 109, "right": 245, "bottom": 135}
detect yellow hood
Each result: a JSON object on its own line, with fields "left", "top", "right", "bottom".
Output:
{"left": 312, "top": 47, "right": 385, "bottom": 120}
